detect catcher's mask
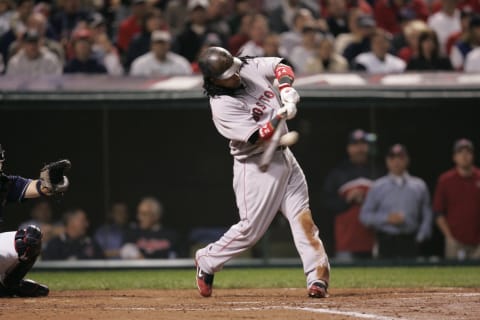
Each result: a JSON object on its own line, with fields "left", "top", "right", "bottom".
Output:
{"left": 199, "top": 47, "right": 241, "bottom": 80}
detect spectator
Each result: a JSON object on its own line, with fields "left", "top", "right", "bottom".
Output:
{"left": 322, "top": 129, "right": 381, "bottom": 261}
{"left": 280, "top": 8, "right": 314, "bottom": 54}
{"left": 342, "top": 14, "right": 376, "bottom": 64}
{"left": 43, "top": 208, "right": 105, "bottom": 260}
{"left": 373, "top": 0, "right": 428, "bottom": 35}
{"left": 9, "top": 12, "right": 65, "bottom": 64}
{"left": 450, "top": 14, "right": 480, "bottom": 70}
{"left": 227, "top": 0, "right": 250, "bottom": 36}
{"left": 0, "top": 0, "right": 34, "bottom": 63}
{"left": 320, "top": 0, "right": 373, "bottom": 17}
{"left": 90, "top": 13, "right": 124, "bottom": 75}
{"left": 238, "top": 13, "right": 269, "bottom": 56}
{"left": 433, "top": 139, "right": 480, "bottom": 260}
{"left": 228, "top": 11, "right": 253, "bottom": 55}
{"left": 130, "top": 30, "right": 192, "bottom": 76}
{"left": 19, "top": 199, "right": 64, "bottom": 248}
{"left": 120, "top": 197, "right": 179, "bottom": 259}
{"left": 164, "top": 0, "right": 189, "bottom": 36}
{"left": 116, "top": 0, "right": 147, "bottom": 53}
{"left": 262, "top": 32, "right": 290, "bottom": 63}
{"left": 289, "top": 23, "right": 318, "bottom": 73}
{"left": 407, "top": 30, "right": 453, "bottom": 71}
{"left": 360, "top": 144, "right": 433, "bottom": 259}
{"left": 354, "top": 28, "right": 406, "bottom": 73}
{"left": 396, "top": 20, "right": 429, "bottom": 63}
{"left": 431, "top": 0, "right": 480, "bottom": 14}
{"left": 445, "top": 8, "right": 473, "bottom": 57}
{"left": 0, "top": 0, "right": 14, "bottom": 37}
{"left": 268, "top": 0, "right": 319, "bottom": 34}
{"left": 334, "top": 8, "right": 362, "bottom": 55}
{"left": 325, "top": 0, "right": 349, "bottom": 37}
{"left": 205, "top": 0, "right": 230, "bottom": 46}
{"left": 50, "top": 0, "right": 91, "bottom": 41}
{"left": 125, "top": 10, "right": 165, "bottom": 70}
{"left": 173, "top": 0, "right": 213, "bottom": 62}
{"left": 6, "top": 29, "right": 62, "bottom": 75}
{"left": 304, "top": 35, "right": 349, "bottom": 73}
{"left": 64, "top": 28, "right": 107, "bottom": 74}
{"left": 428, "top": 0, "right": 462, "bottom": 56}
{"left": 94, "top": 202, "right": 130, "bottom": 259}
{"left": 464, "top": 45, "right": 480, "bottom": 71}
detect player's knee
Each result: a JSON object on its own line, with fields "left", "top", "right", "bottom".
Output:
{"left": 15, "top": 225, "right": 43, "bottom": 262}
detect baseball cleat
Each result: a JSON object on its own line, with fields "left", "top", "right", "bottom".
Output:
{"left": 195, "top": 262, "right": 214, "bottom": 297}
{"left": 308, "top": 281, "right": 328, "bottom": 298}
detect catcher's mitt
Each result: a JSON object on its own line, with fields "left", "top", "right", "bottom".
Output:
{"left": 39, "top": 159, "right": 71, "bottom": 195}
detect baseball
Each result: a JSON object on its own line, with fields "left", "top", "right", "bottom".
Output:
{"left": 279, "top": 131, "right": 299, "bottom": 146}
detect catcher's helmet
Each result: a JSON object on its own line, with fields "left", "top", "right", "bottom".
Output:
{"left": 198, "top": 47, "right": 241, "bottom": 80}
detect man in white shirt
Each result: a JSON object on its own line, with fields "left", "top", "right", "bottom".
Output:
{"left": 354, "top": 29, "right": 406, "bottom": 74}
{"left": 130, "top": 30, "right": 192, "bottom": 76}
{"left": 464, "top": 47, "right": 480, "bottom": 71}
{"left": 428, "top": 0, "right": 461, "bottom": 56}
{"left": 6, "top": 29, "right": 62, "bottom": 76}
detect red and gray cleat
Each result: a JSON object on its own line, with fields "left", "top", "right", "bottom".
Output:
{"left": 308, "top": 281, "right": 328, "bottom": 298}
{"left": 196, "top": 263, "right": 214, "bottom": 297}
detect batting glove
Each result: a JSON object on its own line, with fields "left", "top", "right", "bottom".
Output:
{"left": 277, "top": 102, "right": 297, "bottom": 120}
{"left": 280, "top": 87, "right": 300, "bottom": 105}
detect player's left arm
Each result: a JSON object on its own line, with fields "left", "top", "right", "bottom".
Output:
{"left": 24, "top": 180, "right": 44, "bottom": 198}
{"left": 275, "top": 62, "right": 299, "bottom": 105}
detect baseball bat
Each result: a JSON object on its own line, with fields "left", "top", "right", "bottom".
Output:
{"left": 259, "top": 117, "right": 286, "bottom": 172}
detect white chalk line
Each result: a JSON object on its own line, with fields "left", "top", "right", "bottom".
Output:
{"left": 103, "top": 305, "right": 406, "bottom": 319}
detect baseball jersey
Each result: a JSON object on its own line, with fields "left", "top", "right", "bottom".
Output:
{"left": 0, "top": 174, "right": 31, "bottom": 224}
{"left": 210, "top": 57, "right": 288, "bottom": 160}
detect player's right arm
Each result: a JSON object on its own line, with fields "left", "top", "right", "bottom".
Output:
{"left": 432, "top": 177, "right": 454, "bottom": 239}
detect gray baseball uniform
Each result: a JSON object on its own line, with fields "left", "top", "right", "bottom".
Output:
{"left": 195, "top": 57, "right": 330, "bottom": 288}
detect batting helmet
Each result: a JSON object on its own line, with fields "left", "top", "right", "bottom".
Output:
{"left": 198, "top": 47, "right": 242, "bottom": 80}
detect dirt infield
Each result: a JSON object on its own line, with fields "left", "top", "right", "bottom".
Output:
{"left": 1, "top": 287, "right": 479, "bottom": 320}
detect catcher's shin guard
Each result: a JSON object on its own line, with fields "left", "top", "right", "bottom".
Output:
{"left": 1, "top": 226, "right": 49, "bottom": 297}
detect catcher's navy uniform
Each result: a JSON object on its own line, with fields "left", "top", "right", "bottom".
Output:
{"left": 0, "top": 144, "right": 70, "bottom": 297}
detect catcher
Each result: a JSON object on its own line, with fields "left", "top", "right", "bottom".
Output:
{"left": 0, "top": 144, "right": 71, "bottom": 297}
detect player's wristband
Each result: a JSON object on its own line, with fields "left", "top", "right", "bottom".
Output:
{"left": 259, "top": 115, "right": 282, "bottom": 140}
{"left": 35, "top": 180, "right": 48, "bottom": 197}
{"left": 275, "top": 64, "right": 294, "bottom": 91}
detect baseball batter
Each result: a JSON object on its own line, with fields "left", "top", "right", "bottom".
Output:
{"left": 195, "top": 47, "right": 330, "bottom": 298}
{"left": 0, "top": 144, "right": 71, "bottom": 297}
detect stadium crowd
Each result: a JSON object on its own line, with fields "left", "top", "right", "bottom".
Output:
{"left": 1, "top": 0, "right": 480, "bottom": 75}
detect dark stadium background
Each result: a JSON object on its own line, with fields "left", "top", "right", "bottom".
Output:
{"left": 1, "top": 94, "right": 477, "bottom": 257}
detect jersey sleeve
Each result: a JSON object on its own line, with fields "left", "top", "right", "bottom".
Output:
{"left": 210, "top": 96, "right": 258, "bottom": 143}
{"left": 252, "top": 57, "right": 283, "bottom": 83}
{"left": 6, "top": 175, "right": 31, "bottom": 203}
